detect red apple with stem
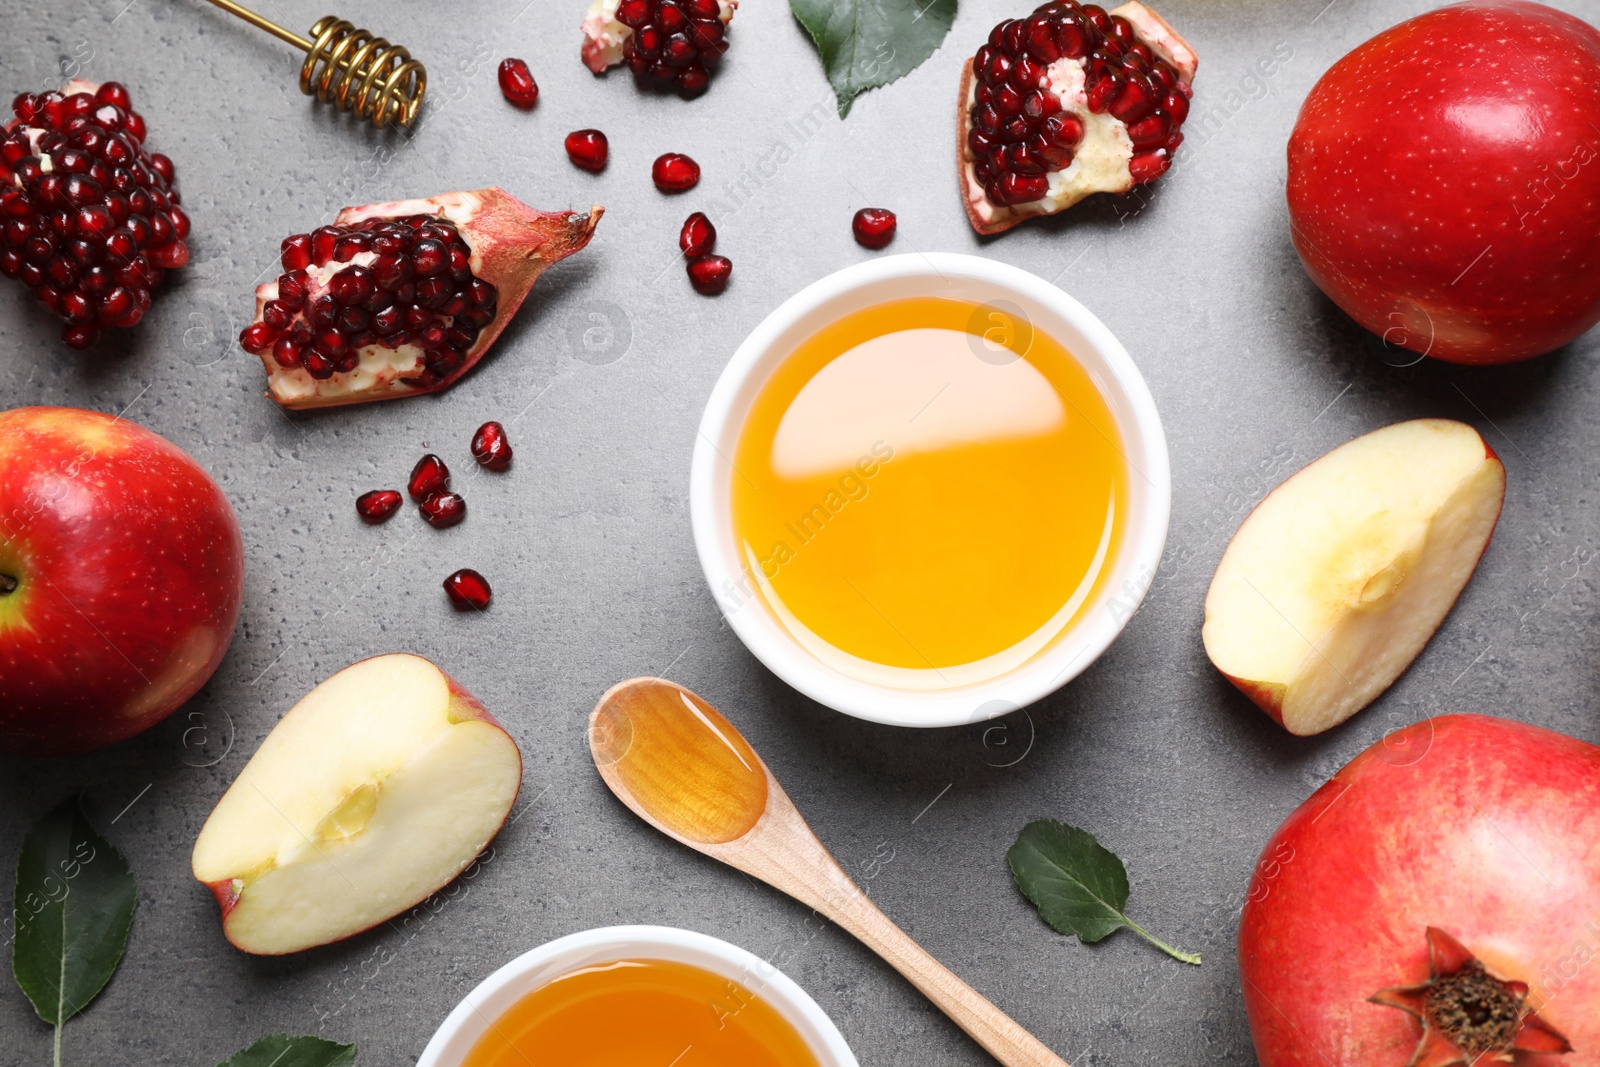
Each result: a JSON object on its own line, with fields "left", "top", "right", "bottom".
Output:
{"left": 1287, "top": 1, "right": 1600, "bottom": 364}
{"left": 1239, "top": 714, "right": 1599, "bottom": 1065}
{"left": 0, "top": 407, "right": 245, "bottom": 757}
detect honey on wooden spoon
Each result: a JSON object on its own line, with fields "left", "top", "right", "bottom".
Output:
{"left": 590, "top": 677, "right": 1071, "bottom": 1067}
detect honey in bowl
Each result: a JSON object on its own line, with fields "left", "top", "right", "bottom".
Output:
{"left": 729, "top": 297, "right": 1127, "bottom": 687}
{"left": 460, "top": 957, "right": 821, "bottom": 1067}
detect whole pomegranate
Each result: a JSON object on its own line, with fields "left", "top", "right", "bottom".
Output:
{"left": 0, "top": 80, "right": 189, "bottom": 348}
{"left": 1287, "top": 1, "right": 1600, "bottom": 364}
{"left": 1239, "top": 715, "right": 1600, "bottom": 1066}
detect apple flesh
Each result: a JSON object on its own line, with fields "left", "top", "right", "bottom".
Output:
{"left": 191, "top": 654, "right": 521, "bottom": 955}
{"left": 1203, "top": 420, "right": 1504, "bottom": 736}
{"left": 1286, "top": 1, "right": 1600, "bottom": 364}
{"left": 1239, "top": 715, "right": 1599, "bottom": 1065}
{"left": 0, "top": 406, "right": 245, "bottom": 757}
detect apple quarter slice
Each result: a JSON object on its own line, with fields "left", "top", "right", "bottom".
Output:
{"left": 192, "top": 653, "right": 522, "bottom": 955}
{"left": 1202, "top": 419, "right": 1504, "bottom": 736}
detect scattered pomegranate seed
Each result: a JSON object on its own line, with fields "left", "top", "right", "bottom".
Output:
{"left": 2, "top": 81, "right": 189, "bottom": 347}
{"left": 408, "top": 453, "right": 451, "bottom": 502}
{"left": 443, "top": 568, "right": 492, "bottom": 610}
{"left": 652, "top": 153, "right": 701, "bottom": 192}
{"left": 679, "top": 211, "right": 715, "bottom": 257}
{"left": 356, "top": 489, "right": 403, "bottom": 523}
{"left": 566, "top": 130, "right": 609, "bottom": 172}
{"left": 497, "top": 58, "right": 539, "bottom": 109}
{"left": 852, "top": 208, "right": 897, "bottom": 249}
{"left": 419, "top": 492, "right": 467, "bottom": 529}
{"left": 471, "top": 421, "right": 513, "bottom": 471}
{"left": 687, "top": 254, "right": 731, "bottom": 295}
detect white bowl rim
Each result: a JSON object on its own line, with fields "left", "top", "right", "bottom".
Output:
{"left": 689, "top": 251, "right": 1171, "bottom": 729}
{"left": 414, "top": 924, "right": 859, "bottom": 1067}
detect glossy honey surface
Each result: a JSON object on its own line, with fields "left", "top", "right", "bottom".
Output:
{"left": 729, "top": 297, "right": 1127, "bottom": 678}
{"left": 591, "top": 681, "right": 768, "bottom": 844}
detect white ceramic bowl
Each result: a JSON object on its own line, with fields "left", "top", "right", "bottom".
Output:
{"left": 689, "top": 252, "right": 1170, "bottom": 728}
{"left": 415, "top": 925, "right": 858, "bottom": 1067}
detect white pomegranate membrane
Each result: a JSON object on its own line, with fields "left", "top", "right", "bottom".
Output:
{"left": 960, "top": 0, "right": 1196, "bottom": 233}
{"left": 241, "top": 212, "right": 496, "bottom": 399}
{"left": 581, "top": 0, "right": 737, "bottom": 96}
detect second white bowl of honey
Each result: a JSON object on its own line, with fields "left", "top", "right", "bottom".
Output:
{"left": 690, "top": 253, "right": 1170, "bottom": 728}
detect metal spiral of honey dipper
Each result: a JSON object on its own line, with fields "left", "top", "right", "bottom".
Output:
{"left": 200, "top": 0, "right": 426, "bottom": 130}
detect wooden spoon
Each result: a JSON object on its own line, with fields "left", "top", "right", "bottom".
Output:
{"left": 589, "top": 677, "right": 1071, "bottom": 1067}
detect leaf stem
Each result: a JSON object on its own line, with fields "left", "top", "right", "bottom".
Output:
{"left": 53, "top": 1019, "right": 62, "bottom": 1067}
{"left": 1122, "top": 916, "right": 1202, "bottom": 965}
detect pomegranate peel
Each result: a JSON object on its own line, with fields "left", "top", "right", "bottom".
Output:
{"left": 245, "top": 188, "right": 602, "bottom": 410}
{"left": 1370, "top": 927, "right": 1572, "bottom": 1066}
{"left": 957, "top": 1, "right": 1197, "bottom": 236}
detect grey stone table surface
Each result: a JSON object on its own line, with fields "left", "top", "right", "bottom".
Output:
{"left": 4, "top": 0, "right": 1600, "bottom": 1063}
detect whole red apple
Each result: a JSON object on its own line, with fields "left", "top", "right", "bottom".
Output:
{"left": 1239, "top": 714, "right": 1600, "bottom": 1065}
{"left": 0, "top": 407, "right": 245, "bottom": 756}
{"left": 1287, "top": 1, "right": 1600, "bottom": 364}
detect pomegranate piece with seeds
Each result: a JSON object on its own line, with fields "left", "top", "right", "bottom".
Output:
{"left": 420, "top": 492, "right": 466, "bottom": 529}
{"left": 238, "top": 188, "right": 602, "bottom": 409}
{"left": 652, "top": 152, "right": 700, "bottom": 191}
{"left": 687, "top": 254, "right": 730, "bottom": 295}
{"left": 471, "top": 421, "right": 513, "bottom": 471}
{"left": 565, "top": 129, "right": 609, "bottom": 172}
{"left": 498, "top": 58, "right": 540, "bottom": 108}
{"left": 443, "top": 568, "right": 492, "bottom": 610}
{"left": 408, "top": 454, "right": 451, "bottom": 501}
{"left": 1, "top": 80, "right": 189, "bottom": 349}
{"left": 852, "top": 208, "right": 897, "bottom": 249}
{"left": 581, "top": 0, "right": 737, "bottom": 97}
{"left": 957, "top": 1, "right": 1197, "bottom": 235}
{"left": 356, "top": 489, "right": 403, "bottom": 523}
{"left": 679, "top": 211, "right": 715, "bottom": 256}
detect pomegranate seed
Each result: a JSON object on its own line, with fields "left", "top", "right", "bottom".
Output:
{"left": 62, "top": 323, "right": 98, "bottom": 348}
{"left": 419, "top": 492, "right": 466, "bottom": 529}
{"left": 852, "top": 208, "right": 896, "bottom": 250}
{"left": 443, "top": 568, "right": 492, "bottom": 611}
{"left": 565, "top": 129, "right": 609, "bottom": 172}
{"left": 281, "top": 233, "right": 311, "bottom": 271}
{"left": 687, "top": 254, "right": 731, "bottom": 295}
{"left": 652, "top": 152, "right": 700, "bottom": 192}
{"left": 356, "top": 489, "right": 403, "bottom": 524}
{"left": 679, "top": 211, "right": 715, "bottom": 257}
{"left": 471, "top": 421, "right": 513, "bottom": 471}
{"left": 239, "top": 321, "right": 276, "bottom": 353}
{"left": 497, "top": 58, "right": 539, "bottom": 109}
{"left": 408, "top": 453, "right": 451, "bottom": 501}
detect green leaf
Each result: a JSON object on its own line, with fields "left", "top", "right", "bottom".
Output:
{"left": 11, "top": 795, "right": 138, "bottom": 1032}
{"left": 790, "top": 0, "right": 957, "bottom": 117}
{"left": 218, "top": 1035, "right": 357, "bottom": 1067}
{"left": 1007, "top": 819, "right": 1200, "bottom": 965}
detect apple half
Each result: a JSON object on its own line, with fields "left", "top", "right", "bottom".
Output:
{"left": 1202, "top": 419, "right": 1504, "bottom": 736}
{"left": 191, "top": 654, "right": 521, "bottom": 955}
